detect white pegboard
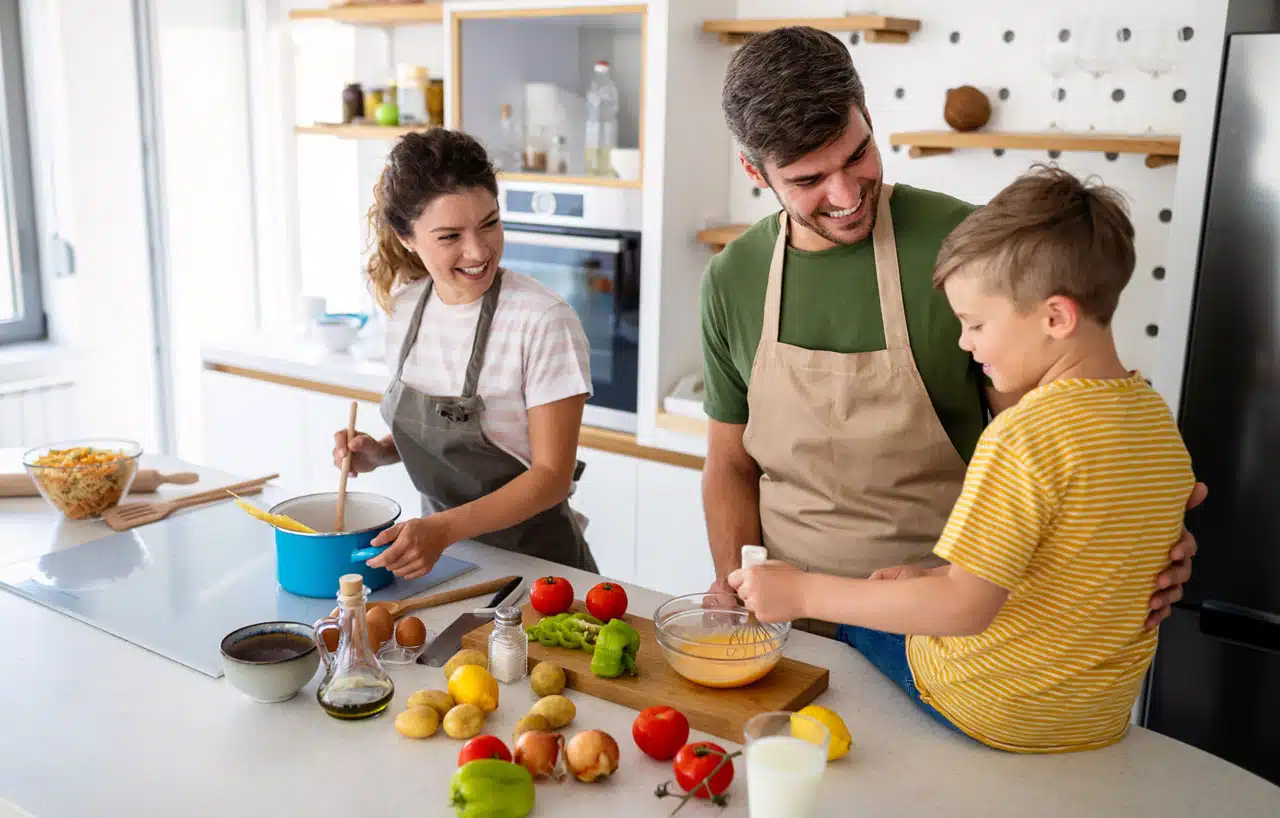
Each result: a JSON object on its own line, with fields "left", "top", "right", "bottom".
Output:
{"left": 730, "top": 0, "right": 1199, "bottom": 378}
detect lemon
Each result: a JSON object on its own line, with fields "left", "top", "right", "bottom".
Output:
{"left": 448, "top": 664, "right": 500, "bottom": 713}
{"left": 792, "top": 705, "right": 852, "bottom": 761}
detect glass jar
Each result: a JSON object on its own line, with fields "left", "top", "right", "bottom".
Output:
{"left": 427, "top": 78, "right": 445, "bottom": 127}
{"left": 342, "top": 82, "right": 363, "bottom": 124}
{"left": 396, "top": 64, "right": 429, "bottom": 125}
{"left": 488, "top": 605, "right": 528, "bottom": 683}
{"left": 313, "top": 574, "right": 395, "bottom": 719}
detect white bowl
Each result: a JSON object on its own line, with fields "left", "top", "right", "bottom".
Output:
{"left": 220, "top": 621, "right": 320, "bottom": 702}
{"left": 313, "top": 316, "right": 362, "bottom": 354}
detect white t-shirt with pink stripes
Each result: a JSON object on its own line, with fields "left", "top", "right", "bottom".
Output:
{"left": 385, "top": 269, "right": 593, "bottom": 468}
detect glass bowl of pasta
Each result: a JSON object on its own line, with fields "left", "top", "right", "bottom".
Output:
{"left": 23, "top": 440, "right": 143, "bottom": 520}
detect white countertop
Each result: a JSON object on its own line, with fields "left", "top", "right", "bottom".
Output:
{"left": 1, "top": 451, "right": 1277, "bottom": 818}
{"left": 202, "top": 331, "right": 393, "bottom": 397}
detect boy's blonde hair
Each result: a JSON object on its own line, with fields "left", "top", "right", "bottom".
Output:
{"left": 933, "top": 164, "right": 1136, "bottom": 325}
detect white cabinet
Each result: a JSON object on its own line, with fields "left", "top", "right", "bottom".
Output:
{"left": 200, "top": 370, "right": 312, "bottom": 492}
{"left": 201, "top": 371, "right": 419, "bottom": 514}
{"left": 634, "top": 460, "right": 715, "bottom": 597}
{"left": 571, "top": 446, "right": 638, "bottom": 584}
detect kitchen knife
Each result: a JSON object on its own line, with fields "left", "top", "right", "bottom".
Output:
{"left": 419, "top": 575, "right": 526, "bottom": 667}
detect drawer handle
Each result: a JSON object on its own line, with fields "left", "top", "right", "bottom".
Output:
{"left": 1197, "top": 599, "right": 1280, "bottom": 654}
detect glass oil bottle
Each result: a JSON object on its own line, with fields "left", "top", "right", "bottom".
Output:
{"left": 313, "top": 574, "right": 394, "bottom": 720}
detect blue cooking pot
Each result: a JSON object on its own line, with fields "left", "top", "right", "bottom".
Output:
{"left": 269, "top": 492, "right": 402, "bottom": 598}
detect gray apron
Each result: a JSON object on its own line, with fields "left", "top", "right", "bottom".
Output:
{"left": 379, "top": 270, "right": 598, "bottom": 572}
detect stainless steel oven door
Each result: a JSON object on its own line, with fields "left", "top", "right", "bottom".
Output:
{"left": 501, "top": 227, "right": 639, "bottom": 433}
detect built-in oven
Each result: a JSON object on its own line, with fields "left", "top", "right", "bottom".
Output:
{"left": 498, "top": 180, "right": 642, "bottom": 433}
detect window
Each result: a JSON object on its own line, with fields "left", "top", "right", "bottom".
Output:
{"left": 0, "top": 0, "right": 44, "bottom": 344}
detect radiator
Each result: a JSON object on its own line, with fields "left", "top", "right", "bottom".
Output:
{"left": 0, "top": 377, "right": 76, "bottom": 448}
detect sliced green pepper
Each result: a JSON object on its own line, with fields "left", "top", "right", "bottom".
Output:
{"left": 450, "top": 759, "right": 534, "bottom": 818}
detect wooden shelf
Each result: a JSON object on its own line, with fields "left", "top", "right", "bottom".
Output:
{"left": 696, "top": 223, "right": 749, "bottom": 253}
{"left": 287, "top": 3, "right": 443, "bottom": 25}
{"left": 295, "top": 125, "right": 642, "bottom": 188}
{"left": 655, "top": 410, "right": 709, "bottom": 439}
{"left": 295, "top": 123, "right": 433, "bottom": 140}
{"left": 703, "top": 15, "right": 920, "bottom": 46}
{"left": 889, "top": 131, "right": 1180, "bottom": 167}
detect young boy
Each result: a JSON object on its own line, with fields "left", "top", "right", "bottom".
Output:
{"left": 729, "top": 165, "right": 1196, "bottom": 754}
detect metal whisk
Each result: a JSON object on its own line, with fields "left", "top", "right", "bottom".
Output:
{"left": 728, "top": 545, "right": 775, "bottom": 652}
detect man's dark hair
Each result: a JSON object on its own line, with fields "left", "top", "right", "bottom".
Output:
{"left": 721, "top": 26, "right": 867, "bottom": 171}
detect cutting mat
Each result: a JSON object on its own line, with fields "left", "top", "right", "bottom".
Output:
{"left": 462, "top": 602, "right": 829, "bottom": 743}
{"left": 0, "top": 485, "right": 476, "bottom": 678}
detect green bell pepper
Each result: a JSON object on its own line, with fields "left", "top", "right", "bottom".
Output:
{"left": 450, "top": 759, "right": 535, "bottom": 818}
{"left": 589, "top": 619, "right": 640, "bottom": 678}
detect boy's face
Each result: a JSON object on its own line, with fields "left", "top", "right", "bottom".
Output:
{"left": 944, "top": 269, "right": 1058, "bottom": 394}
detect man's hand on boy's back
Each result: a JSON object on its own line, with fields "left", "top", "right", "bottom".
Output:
{"left": 1147, "top": 481, "right": 1208, "bottom": 629}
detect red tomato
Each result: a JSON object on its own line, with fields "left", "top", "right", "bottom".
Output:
{"left": 674, "top": 742, "right": 734, "bottom": 798}
{"left": 586, "top": 582, "right": 628, "bottom": 622}
{"left": 457, "top": 735, "right": 512, "bottom": 766}
{"left": 530, "top": 576, "right": 574, "bottom": 616}
{"left": 632, "top": 706, "right": 690, "bottom": 761}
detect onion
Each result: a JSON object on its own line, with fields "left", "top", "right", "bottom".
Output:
{"left": 514, "top": 730, "right": 565, "bottom": 780}
{"left": 564, "top": 730, "right": 620, "bottom": 782}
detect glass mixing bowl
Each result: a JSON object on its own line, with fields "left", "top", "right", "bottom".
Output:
{"left": 653, "top": 593, "right": 790, "bottom": 689}
{"left": 23, "top": 439, "right": 142, "bottom": 520}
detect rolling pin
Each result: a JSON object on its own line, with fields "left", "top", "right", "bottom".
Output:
{"left": 0, "top": 469, "right": 199, "bottom": 498}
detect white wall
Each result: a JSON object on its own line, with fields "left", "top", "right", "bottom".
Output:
{"left": 730, "top": 0, "right": 1200, "bottom": 383}
{"left": 17, "top": 0, "right": 162, "bottom": 450}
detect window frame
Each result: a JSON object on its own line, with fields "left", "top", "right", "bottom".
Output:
{"left": 0, "top": 0, "right": 45, "bottom": 345}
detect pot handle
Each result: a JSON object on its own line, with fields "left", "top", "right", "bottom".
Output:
{"left": 350, "top": 545, "right": 388, "bottom": 563}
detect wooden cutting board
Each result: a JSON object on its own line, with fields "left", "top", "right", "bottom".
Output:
{"left": 461, "top": 602, "right": 829, "bottom": 743}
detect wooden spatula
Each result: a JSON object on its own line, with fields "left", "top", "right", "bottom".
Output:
{"left": 335, "top": 400, "right": 358, "bottom": 532}
{"left": 0, "top": 469, "right": 198, "bottom": 498}
{"left": 102, "top": 474, "right": 278, "bottom": 532}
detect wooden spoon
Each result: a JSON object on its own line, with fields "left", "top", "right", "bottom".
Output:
{"left": 335, "top": 400, "right": 358, "bottom": 532}
{"left": 329, "top": 575, "right": 520, "bottom": 620}
{"left": 101, "top": 474, "right": 278, "bottom": 532}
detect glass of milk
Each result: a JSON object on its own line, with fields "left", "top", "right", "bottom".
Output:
{"left": 743, "top": 711, "right": 830, "bottom": 818}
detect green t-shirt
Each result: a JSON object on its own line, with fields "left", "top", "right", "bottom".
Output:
{"left": 698, "top": 183, "right": 987, "bottom": 462}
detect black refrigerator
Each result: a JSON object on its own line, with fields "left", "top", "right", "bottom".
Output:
{"left": 1143, "top": 32, "right": 1280, "bottom": 786}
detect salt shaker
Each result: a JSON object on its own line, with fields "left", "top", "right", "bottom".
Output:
{"left": 488, "top": 605, "right": 528, "bottom": 683}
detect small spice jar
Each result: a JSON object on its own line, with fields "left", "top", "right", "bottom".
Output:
{"left": 342, "top": 82, "right": 364, "bottom": 124}
{"left": 488, "top": 605, "right": 528, "bottom": 684}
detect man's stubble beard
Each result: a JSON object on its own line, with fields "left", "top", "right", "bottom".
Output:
{"left": 772, "top": 179, "right": 882, "bottom": 248}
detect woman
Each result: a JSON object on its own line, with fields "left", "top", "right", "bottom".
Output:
{"left": 333, "top": 129, "right": 598, "bottom": 578}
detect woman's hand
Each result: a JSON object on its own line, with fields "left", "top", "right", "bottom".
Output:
{"left": 333, "top": 429, "right": 395, "bottom": 476}
{"left": 365, "top": 515, "right": 456, "bottom": 580}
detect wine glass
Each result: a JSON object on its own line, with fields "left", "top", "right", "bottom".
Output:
{"left": 1130, "top": 19, "right": 1179, "bottom": 78}
{"left": 1074, "top": 18, "right": 1123, "bottom": 79}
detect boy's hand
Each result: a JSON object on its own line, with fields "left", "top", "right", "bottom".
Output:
{"left": 727, "top": 560, "right": 810, "bottom": 623}
{"left": 1147, "top": 481, "right": 1208, "bottom": 628}
{"left": 868, "top": 564, "right": 927, "bottom": 581}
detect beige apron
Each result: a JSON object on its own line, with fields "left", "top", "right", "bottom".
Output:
{"left": 741, "top": 184, "right": 969, "bottom": 591}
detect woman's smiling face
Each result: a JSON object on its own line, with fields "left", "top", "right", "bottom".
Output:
{"left": 401, "top": 187, "right": 504, "bottom": 304}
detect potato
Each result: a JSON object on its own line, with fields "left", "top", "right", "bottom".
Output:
{"left": 512, "top": 713, "right": 552, "bottom": 745}
{"left": 443, "top": 649, "right": 488, "bottom": 682}
{"left": 407, "top": 689, "right": 455, "bottom": 718}
{"left": 530, "top": 695, "right": 575, "bottom": 729}
{"left": 529, "top": 662, "right": 565, "bottom": 697}
{"left": 443, "top": 703, "right": 485, "bottom": 740}
{"left": 395, "top": 706, "right": 440, "bottom": 739}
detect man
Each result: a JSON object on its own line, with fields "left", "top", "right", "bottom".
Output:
{"left": 699, "top": 27, "right": 1198, "bottom": 634}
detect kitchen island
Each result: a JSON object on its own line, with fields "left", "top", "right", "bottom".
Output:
{"left": 1, "top": 452, "right": 1277, "bottom": 818}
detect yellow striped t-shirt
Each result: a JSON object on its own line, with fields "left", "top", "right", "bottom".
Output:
{"left": 906, "top": 373, "right": 1195, "bottom": 753}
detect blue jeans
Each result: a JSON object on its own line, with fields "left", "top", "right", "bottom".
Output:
{"left": 836, "top": 625, "right": 972, "bottom": 739}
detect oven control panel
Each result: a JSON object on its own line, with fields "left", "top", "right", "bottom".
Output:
{"left": 498, "top": 180, "right": 643, "bottom": 232}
